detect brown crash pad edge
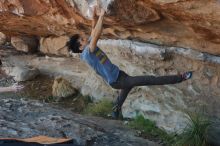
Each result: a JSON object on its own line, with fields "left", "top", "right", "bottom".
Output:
{"left": 0, "top": 135, "right": 71, "bottom": 144}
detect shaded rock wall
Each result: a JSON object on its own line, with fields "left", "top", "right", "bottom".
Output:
{"left": 0, "top": 0, "right": 220, "bottom": 55}
{"left": 11, "top": 36, "right": 39, "bottom": 53}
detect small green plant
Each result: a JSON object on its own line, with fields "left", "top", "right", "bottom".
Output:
{"left": 83, "top": 98, "right": 113, "bottom": 117}
{"left": 128, "top": 115, "right": 173, "bottom": 144}
{"left": 58, "top": 93, "right": 92, "bottom": 113}
{"left": 172, "top": 112, "right": 211, "bottom": 146}
{"left": 45, "top": 96, "right": 55, "bottom": 102}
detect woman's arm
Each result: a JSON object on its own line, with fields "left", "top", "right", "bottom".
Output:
{"left": 0, "top": 87, "right": 12, "bottom": 93}
{"left": 0, "top": 83, "right": 24, "bottom": 93}
{"left": 89, "top": 9, "right": 105, "bottom": 53}
{"left": 91, "top": 7, "right": 99, "bottom": 29}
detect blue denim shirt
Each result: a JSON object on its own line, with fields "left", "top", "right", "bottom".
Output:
{"left": 80, "top": 45, "right": 120, "bottom": 85}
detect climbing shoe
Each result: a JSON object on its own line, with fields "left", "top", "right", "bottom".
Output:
{"left": 112, "top": 105, "right": 121, "bottom": 119}
{"left": 181, "top": 71, "right": 193, "bottom": 80}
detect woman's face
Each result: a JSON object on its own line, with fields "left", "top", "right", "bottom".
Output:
{"left": 79, "top": 38, "right": 88, "bottom": 51}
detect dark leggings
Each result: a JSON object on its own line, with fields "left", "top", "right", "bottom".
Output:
{"left": 110, "top": 70, "right": 183, "bottom": 108}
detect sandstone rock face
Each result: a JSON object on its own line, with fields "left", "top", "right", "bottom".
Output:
{"left": 0, "top": 0, "right": 220, "bottom": 55}
{"left": 11, "top": 36, "right": 39, "bottom": 53}
{"left": 40, "top": 36, "right": 69, "bottom": 56}
{"left": 0, "top": 32, "right": 6, "bottom": 45}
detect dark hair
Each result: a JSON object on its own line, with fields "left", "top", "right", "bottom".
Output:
{"left": 0, "top": 60, "right": 2, "bottom": 66}
{"left": 67, "top": 34, "right": 82, "bottom": 53}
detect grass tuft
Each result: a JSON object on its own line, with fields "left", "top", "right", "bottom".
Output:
{"left": 127, "top": 113, "right": 215, "bottom": 146}
{"left": 83, "top": 98, "right": 113, "bottom": 117}
{"left": 128, "top": 115, "right": 173, "bottom": 144}
{"left": 172, "top": 112, "right": 211, "bottom": 146}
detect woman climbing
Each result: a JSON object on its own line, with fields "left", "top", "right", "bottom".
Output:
{"left": 67, "top": 7, "right": 192, "bottom": 119}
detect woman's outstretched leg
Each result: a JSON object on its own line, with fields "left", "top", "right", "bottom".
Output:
{"left": 120, "top": 71, "right": 193, "bottom": 89}
{"left": 110, "top": 71, "right": 192, "bottom": 119}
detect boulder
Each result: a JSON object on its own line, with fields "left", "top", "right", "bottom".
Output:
{"left": 40, "top": 36, "right": 70, "bottom": 57}
{"left": 52, "top": 77, "right": 77, "bottom": 101}
{"left": 11, "top": 36, "right": 39, "bottom": 53}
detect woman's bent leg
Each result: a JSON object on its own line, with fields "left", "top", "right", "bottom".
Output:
{"left": 112, "top": 88, "right": 132, "bottom": 118}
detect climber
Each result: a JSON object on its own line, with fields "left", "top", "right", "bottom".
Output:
{"left": 67, "top": 7, "right": 193, "bottom": 119}
{"left": 0, "top": 59, "right": 24, "bottom": 93}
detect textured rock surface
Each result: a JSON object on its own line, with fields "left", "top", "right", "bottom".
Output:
{"left": 98, "top": 40, "right": 220, "bottom": 132}
{"left": 0, "top": 96, "right": 159, "bottom": 146}
{"left": 0, "top": 0, "right": 220, "bottom": 55}
{"left": 40, "top": 36, "right": 70, "bottom": 56}
{"left": 3, "top": 66, "right": 40, "bottom": 82}
{"left": 52, "top": 77, "right": 77, "bottom": 101}
{"left": 11, "top": 36, "right": 39, "bottom": 53}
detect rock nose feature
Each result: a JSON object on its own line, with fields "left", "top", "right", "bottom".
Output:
{"left": 0, "top": 0, "right": 220, "bottom": 55}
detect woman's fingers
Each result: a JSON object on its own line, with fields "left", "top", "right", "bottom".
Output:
{"left": 16, "top": 85, "right": 24, "bottom": 90}
{"left": 11, "top": 83, "right": 24, "bottom": 92}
